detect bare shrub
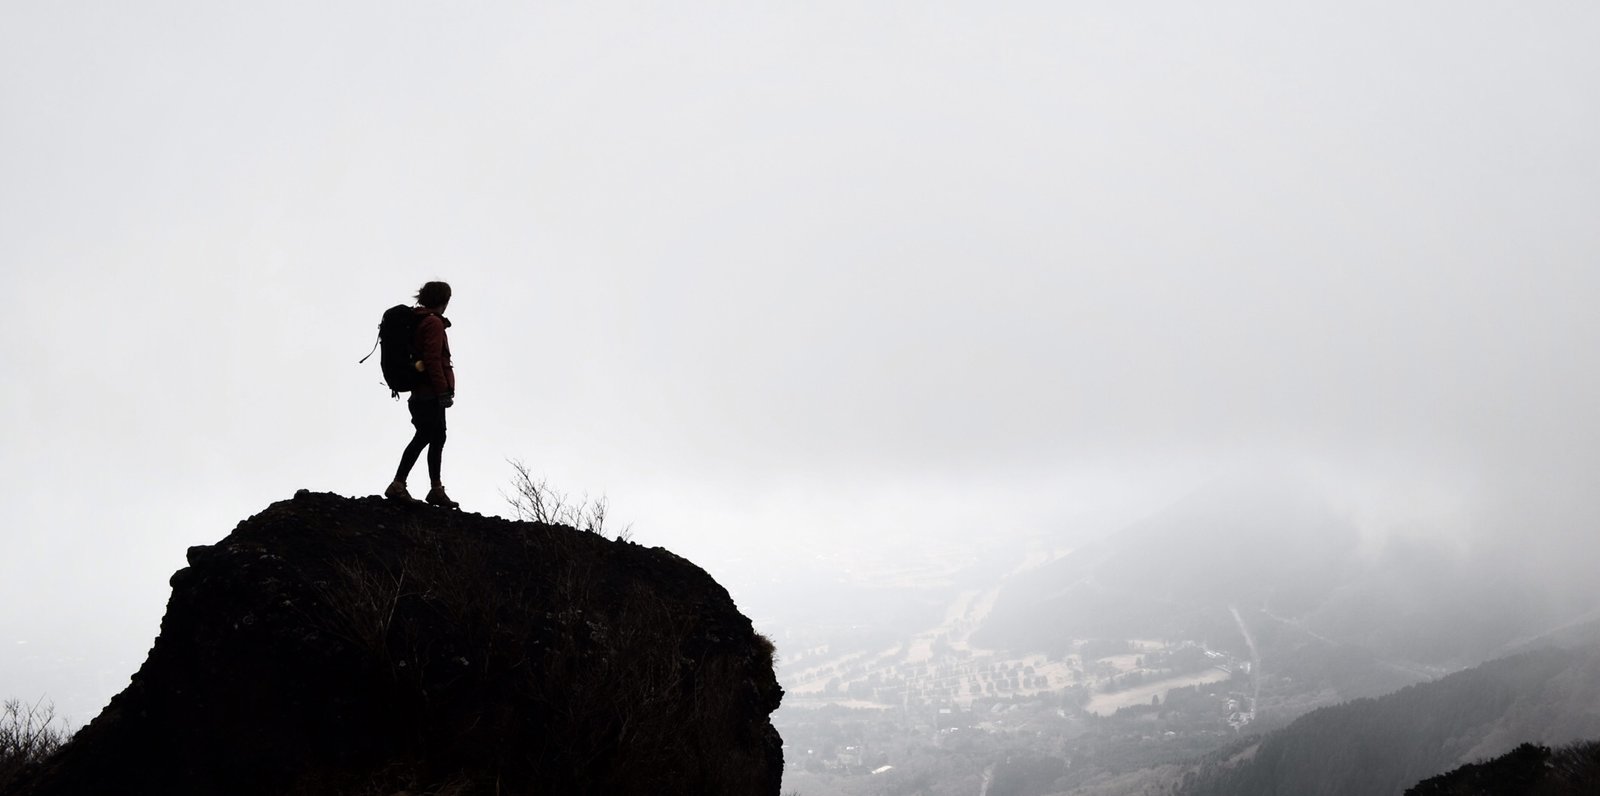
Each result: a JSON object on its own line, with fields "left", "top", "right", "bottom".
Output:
{"left": 503, "top": 459, "right": 633, "bottom": 541}
{"left": 0, "top": 697, "right": 72, "bottom": 790}
{"left": 755, "top": 632, "right": 777, "bottom": 668}
{"left": 306, "top": 554, "right": 424, "bottom": 691}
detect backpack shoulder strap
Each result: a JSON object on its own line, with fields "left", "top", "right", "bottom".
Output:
{"left": 358, "top": 330, "right": 380, "bottom": 363}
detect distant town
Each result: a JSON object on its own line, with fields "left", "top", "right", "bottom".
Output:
{"left": 763, "top": 542, "right": 1265, "bottom": 792}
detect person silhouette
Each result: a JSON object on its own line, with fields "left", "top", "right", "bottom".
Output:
{"left": 385, "top": 280, "right": 459, "bottom": 509}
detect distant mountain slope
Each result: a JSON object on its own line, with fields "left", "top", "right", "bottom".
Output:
{"left": 1175, "top": 645, "right": 1600, "bottom": 796}
{"left": 976, "top": 475, "right": 1599, "bottom": 706}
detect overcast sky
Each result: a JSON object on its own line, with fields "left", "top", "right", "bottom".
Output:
{"left": 4, "top": 1, "right": 1598, "bottom": 721}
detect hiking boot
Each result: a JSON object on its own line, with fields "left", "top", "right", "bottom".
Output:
{"left": 426, "top": 485, "right": 459, "bottom": 509}
{"left": 385, "top": 480, "right": 417, "bottom": 502}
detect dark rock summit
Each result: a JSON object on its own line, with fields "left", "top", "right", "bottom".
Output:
{"left": 19, "top": 491, "right": 783, "bottom": 795}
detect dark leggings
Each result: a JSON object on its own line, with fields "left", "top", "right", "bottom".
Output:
{"left": 395, "top": 398, "right": 447, "bottom": 485}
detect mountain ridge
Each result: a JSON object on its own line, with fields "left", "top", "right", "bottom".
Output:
{"left": 1171, "top": 644, "right": 1600, "bottom": 796}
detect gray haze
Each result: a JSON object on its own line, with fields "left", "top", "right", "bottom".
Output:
{"left": 3, "top": 2, "right": 1598, "bottom": 722}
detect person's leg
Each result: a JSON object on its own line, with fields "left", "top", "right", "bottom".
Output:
{"left": 428, "top": 421, "right": 448, "bottom": 485}
{"left": 388, "top": 401, "right": 434, "bottom": 498}
{"left": 392, "top": 431, "right": 428, "bottom": 482}
{"left": 395, "top": 431, "right": 429, "bottom": 483}
{"left": 422, "top": 402, "right": 456, "bottom": 507}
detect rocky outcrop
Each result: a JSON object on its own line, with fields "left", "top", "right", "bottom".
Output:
{"left": 19, "top": 491, "right": 783, "bottom": 795}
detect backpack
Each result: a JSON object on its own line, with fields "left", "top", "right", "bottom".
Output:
{"left": 359, "top": 304, "right": 422, "bottom": 396}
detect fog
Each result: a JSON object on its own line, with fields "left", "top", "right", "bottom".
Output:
{"left": 3, "top": 2, "right": 1598, "bottom": 724}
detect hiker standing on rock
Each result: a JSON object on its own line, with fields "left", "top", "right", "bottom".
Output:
{"left": 386, "top": 281, "right": 459, "bottom": 509}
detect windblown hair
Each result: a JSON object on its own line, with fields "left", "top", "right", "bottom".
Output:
{"left": 415, "top": 281, "right": 452, "bottom": 309}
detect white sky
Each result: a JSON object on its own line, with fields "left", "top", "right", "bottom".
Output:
{"left": 3, "top": 2, "right": 1599, "bottom": 721}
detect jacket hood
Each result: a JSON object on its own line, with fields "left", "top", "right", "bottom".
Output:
{"left": 413, "top": 306, "right": 452, "bottom": 328}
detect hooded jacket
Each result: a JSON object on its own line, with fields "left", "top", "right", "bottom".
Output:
{"left": 411, "top": 307, "right": 454, "bottom": 399}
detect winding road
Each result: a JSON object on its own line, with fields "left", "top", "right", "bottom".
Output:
{"left": 1229, "top": 605, "right": 1261, "bottom": 710}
